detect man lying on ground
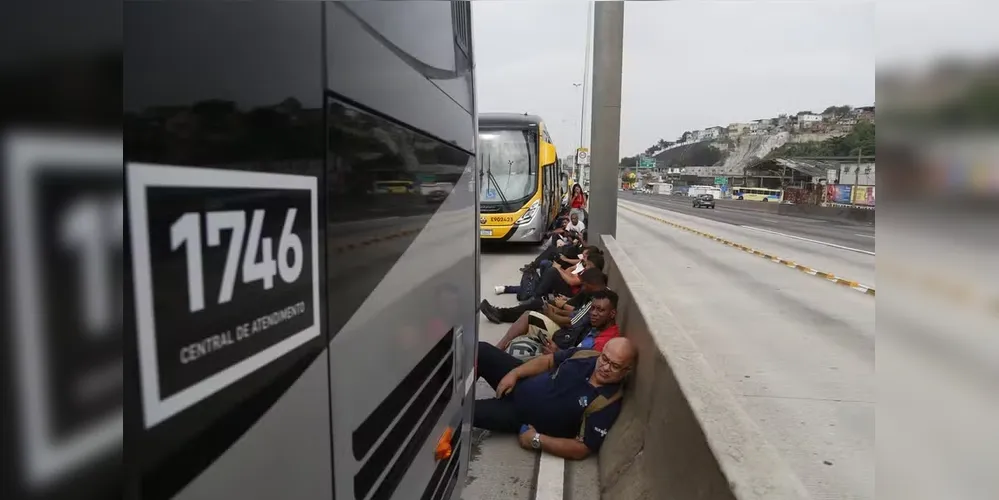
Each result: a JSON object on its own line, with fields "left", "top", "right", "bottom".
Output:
{"left": 472, "top": 337, "right": 637, "bottom": 460}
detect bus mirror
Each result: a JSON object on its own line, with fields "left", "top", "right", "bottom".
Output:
{"left": 540, "top": 143, "right": 557, "bottom": 166}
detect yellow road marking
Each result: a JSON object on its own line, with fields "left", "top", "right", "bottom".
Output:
{"left": 621, "top": 205, "right": 876, "bottom": 296}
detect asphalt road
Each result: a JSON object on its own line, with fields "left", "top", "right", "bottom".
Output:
{"left": 625, "top": 193, "right": 876, "bottom": 254}
{"left": 614, "top": 205, "right": 875, "bottom": 500}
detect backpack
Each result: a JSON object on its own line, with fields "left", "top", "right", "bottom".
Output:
{"left": 552, "top": 350, "right": 624, "bottom": 438}
{"left": 516, "top": 269, "right": 540, "bottom": 302}
{"left": 506, "top": 334, "right": 544, "bottom": 361}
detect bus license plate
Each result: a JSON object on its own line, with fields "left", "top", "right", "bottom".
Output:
{"left": 480, "top": 229, "right": 492, "bottom": 236}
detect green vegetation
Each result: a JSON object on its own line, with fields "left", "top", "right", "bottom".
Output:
{"left": 620, "top": 141, "right": 725, "bottom": 168}
{"left": 767, "top": 122, "right": 875, "bottom": 158}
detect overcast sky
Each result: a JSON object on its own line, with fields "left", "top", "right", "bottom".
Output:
{"left": 473, "top": 1, "right": 999, "bottom": 158}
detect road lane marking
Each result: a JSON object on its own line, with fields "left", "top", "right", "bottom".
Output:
{"left": 535, "top": 453, "right": 565, "bottom": 500}
{"left": 740, "top": 225, "right": 875, "bottom": 256}
{"left": 620, "top": 204, "right": 875, "bottom": 296}
{"left": 855, "top": 233, "right": 875, "bottom": 238}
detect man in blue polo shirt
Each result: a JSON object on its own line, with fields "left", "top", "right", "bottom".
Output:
{"left": 473, "top": 337, "right": 637, "bottom": 460}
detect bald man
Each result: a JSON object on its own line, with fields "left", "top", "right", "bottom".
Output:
{"left": 472, "top": 337, "right": 637, "bottom": 460}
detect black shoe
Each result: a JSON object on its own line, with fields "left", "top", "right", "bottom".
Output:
{"left": 479, "top": 300, "right": 502, "bottom": 324}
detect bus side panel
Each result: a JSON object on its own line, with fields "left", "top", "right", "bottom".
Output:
{"left": 325, "top": 4, "right": 476, "bottom": 500}
{"left": 124, "top": 3, "right": 333, "bottom": 499}
{"left": 326, "top": 2, "right": 475, "bottom": 154}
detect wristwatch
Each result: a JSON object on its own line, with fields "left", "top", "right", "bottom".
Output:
{"left": 531, "top": 432, "right": 542, "bottom": 450}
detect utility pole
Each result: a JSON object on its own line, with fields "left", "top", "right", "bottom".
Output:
{"left": 587, "top": 0, "right": 624, "bottom": 242}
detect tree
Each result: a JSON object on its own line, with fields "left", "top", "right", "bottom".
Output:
{"left": 619, "top": 155, "right": 639, "bottom": 167}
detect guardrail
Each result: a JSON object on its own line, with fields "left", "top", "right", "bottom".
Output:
{"left": 597, "top": 235, "right": 811, "bottom": 500}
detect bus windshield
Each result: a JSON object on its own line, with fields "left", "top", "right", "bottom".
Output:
{"left": 478, "top": 128, "right": 538, "bottom": 205}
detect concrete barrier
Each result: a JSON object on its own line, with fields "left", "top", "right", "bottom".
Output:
{"left": 597, "top": 235, "right": 811, "bottom": 500}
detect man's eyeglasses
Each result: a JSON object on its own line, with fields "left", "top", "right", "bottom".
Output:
{"left": 600, "top": 353, "right": 628, "bottom": 372}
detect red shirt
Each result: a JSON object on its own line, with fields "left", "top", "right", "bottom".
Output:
{"left": 583, "top": 323, "right": 620, "bottom": 352}
{"left": 570, "top": 193, "right": 586, "bottom": 209}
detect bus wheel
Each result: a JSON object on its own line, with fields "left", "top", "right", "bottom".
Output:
{"left": 737, "top": 196, "right": 743, "bottom": 200}
{"left": 762, "top": 198, "right": 768, "bottom": 202}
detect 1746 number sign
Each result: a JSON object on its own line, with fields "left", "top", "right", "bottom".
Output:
{"left": 127, "top": 164, "right": 320, "bottom": 428}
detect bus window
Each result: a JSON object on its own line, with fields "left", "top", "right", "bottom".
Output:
{"left": 477, "top": 129, "right": 538, "bottom": 205}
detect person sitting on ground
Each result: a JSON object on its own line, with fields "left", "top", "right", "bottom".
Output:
{"left": 529, "top": 247, "right": 604, "bottom": 299}
{"left": 520, "top": 234, "right": 590, "bottom": 274}
{"left": 544, "top": 211, "right": 585, "bottom": 248}
{"left": 492, "top": 251, "right": 603, "bottom": 299}
{"left": 538, "top": 289, "right": 620, "bottom": 354}
{"left": 472, "top": 337, "right": 637, "bottom": 460}
{"left": 496, "top": 287, "right": 619, "bottom": 361}
{"left": 482, "top": 267, "right": 607, "bottom": 327}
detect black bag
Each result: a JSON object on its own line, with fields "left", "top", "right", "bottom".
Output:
{"left": 552, "top": 310, "right": 592, "bottom": 349}
{"left": 516, "top": 269, "right": 540, "bottom": 302}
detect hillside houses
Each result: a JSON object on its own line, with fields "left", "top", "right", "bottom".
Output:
{"left": 641, "top": 105, "right": 874, "bottom": 160}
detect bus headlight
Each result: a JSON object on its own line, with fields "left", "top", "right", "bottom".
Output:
{"left": 515, "top": 201, "right": 540, "bottom": 225}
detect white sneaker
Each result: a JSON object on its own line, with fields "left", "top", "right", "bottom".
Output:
{"left": 494, "top": 285, "right": 505, "bottom": 295}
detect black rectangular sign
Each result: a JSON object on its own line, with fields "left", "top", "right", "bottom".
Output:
{"left": 3, "top": 130, "right": 123, "bottom": 495}
{"left": 127, "top": 164, "right": 320, "bottom": 428}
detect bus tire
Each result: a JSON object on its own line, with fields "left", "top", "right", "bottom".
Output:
{"left": 738, "top": 196, "right": 744, "bottom": 200}
{"left": 762, "top": 198, "right": 768, "bottom": 202}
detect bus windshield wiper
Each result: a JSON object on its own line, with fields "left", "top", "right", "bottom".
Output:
{"left": 483, "top": 154, "right": 511, "bottom": 211}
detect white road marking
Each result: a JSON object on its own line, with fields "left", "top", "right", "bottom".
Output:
{"left": 535, "top": 452, "right": 565, "bottom": 500}
{"left": 855, "top": 233, "right": 875, "bottom": 239}
{"left": 740, "top": 225, "right": 876, "bottom": 256}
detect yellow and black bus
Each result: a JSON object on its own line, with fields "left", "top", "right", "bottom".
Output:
{"left": 478, "top": 113, "right": 566, "bottom": 242}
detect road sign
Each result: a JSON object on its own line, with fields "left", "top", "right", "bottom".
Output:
{"left": 576, "top": 148, "right": 589, "bottom": 166}
{"left": 639, "top": 157, "right": 656, "bottom": 169}
{"left": 714, "top": 176, "right": 728, "bottom": 185}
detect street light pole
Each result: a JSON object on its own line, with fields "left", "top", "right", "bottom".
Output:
{"left": 587, "top": 0, "right": 623, "bottom": 241}
{"left": 572, "top": 82, "right": 583, "bottom": 182}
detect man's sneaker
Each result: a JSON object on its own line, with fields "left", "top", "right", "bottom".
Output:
{"left": 494, "top": 285, "right": 505, "bottom": 295}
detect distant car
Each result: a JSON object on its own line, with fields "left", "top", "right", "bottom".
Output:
{"left": 692, "top": 194, "right": 715, "bottom": 209}
{"left": 426, "top": 190, "right": 449, "bottom": 203}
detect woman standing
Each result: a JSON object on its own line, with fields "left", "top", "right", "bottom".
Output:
{"left": 569, "top": 184, "right": 587, "bottom": 222}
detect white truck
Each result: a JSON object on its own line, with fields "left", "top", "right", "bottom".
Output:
{"left": 687, "top": 185, "right": 723, "bottom": 198}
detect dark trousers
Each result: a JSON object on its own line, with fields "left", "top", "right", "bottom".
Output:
{"left": 533, "top": 266, "right": 573, "bottom": 299}
{"left": 473, "top": 342, "right": 524, "bottom": 433}
{"left": 528, "top": 246, "right": 562, "bottom": 270}
{"left": 496, "top": 297, "right": 544, "bottom": 323}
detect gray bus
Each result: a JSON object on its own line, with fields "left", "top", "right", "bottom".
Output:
{"left": 124, "top": 2, "right": 478, "bottom": 500}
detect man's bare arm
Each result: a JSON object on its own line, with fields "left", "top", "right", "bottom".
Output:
{"left": 541, "top": 435, "right": 590, "bottom": 460}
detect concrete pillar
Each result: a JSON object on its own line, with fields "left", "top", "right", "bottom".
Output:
{"left": 587, "top": 0, "right": 624, "bottom": 242}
